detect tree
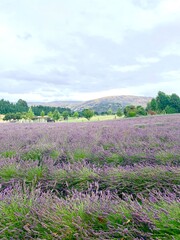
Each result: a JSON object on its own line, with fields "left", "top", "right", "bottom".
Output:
{"left": 116, "top": 108, "right": 123, "bottom": 117}
{"left": 107, "top": 108, "right": 112, "bottom": 115}
{"left": 41, "top": 110, "right": 45, "bottom": 118}
{"left": 148, "top": 98, "right": 157, "bottom": 111}
{"left": 169, "top": 94, "right": 180, "bottom": 113}
{"left": 73, "top": 111, "right": 79, "bottom": 118}
{"left": 53, "top": 110, "right": 60, "bottom": 121}
{"left": 0, "top": 99, "right": 15, "bottom": 114}
{"left": 127, "top": 111, "right": 136, "bottom": 117}
{"left": 136, "top": 106, "right": 147, "bottom": 116}
{"left": 156, "top": 91, "right": 170, "bottom": 111}
{"left": 62, "top": 111, "right": 69, "bottom": 120}
{"left": 15, "top": 112, "right": 23, "bottom": 120}
{"left": 48, "top": 111, "right": 53, "bottom": 119}
{"left": 82, "top": 109, "right": 94, "bottom": 120}
{"left": 124, "top": 105, "right": 136, "bottom": 117}
{"left": 165, "top": 105, "right": 177, "bottom": 114}
{"left": 16, "top": 99, "right": 28, "bottom": 112}
{"left": 3, "top": 113, "right": 16, "bottom": 121}
{"left": 26, "top": 107, "right": 35, "bottom": 120}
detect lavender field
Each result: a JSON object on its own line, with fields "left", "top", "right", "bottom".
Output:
{"left": 0, "top": 114, "right": 180, "bottom": 239}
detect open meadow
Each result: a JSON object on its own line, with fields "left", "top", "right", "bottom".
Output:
{"left": 0, "top": 114, "right": 180, "bottom": 239}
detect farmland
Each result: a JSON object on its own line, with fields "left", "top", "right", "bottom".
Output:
{"left": 0, "top": 114, "right": 180, "bottom": 239}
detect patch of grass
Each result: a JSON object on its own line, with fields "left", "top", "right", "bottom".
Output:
{"left": 50, "top": 150, "right": 59, "bottom": 160}
{"left": 73, "top": 149, "right": 91, "bottom": 161}
{"left": 0, "top": 196, "right": 33, "bottom": 239}
{"left": 156, "top": 151, "right": 180, "bottom": 164}
{"left": 106, "top": 153, "right": 124, "bottom": 164}
{"left": 1, "top": 150, "right": 16, "bottom": 158}
{"left": 53, "top": 167, "right": 98, "bottom": 193}
{"left": 22, "top": 149, "right": 42, "bottom": 164}
{"left": 152, "top": 202, "right": 180, "bottom": 239}
{"left": 0, "top": 164, "right": 19, "bottom": 181}
{"left": 25, "top": 166, "right": 45, "bottom": 182}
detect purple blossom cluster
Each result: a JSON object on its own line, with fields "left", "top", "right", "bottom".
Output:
{"left": 0, "top": 114, "right": 180, "bottom": 239}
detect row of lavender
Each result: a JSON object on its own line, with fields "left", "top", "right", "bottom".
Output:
{"left": 0, "top": 114, "right": 180, "bottom": 239}
{"left": 0, "top": 115, "right": 179, "bottom": 166}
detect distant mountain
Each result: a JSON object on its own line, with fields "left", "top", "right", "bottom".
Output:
{"left": 72, "top": 95, "right": 152, "bottom": 113}
{"left": 28, "top": 101, "right": 82, "bottom": 108}
{"left": 28, "top": 95, "right": 152, "bottom": 113}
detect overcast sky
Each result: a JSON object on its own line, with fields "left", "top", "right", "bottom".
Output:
{"left": 0, "top": 0, "right": 180, "bottom": 102}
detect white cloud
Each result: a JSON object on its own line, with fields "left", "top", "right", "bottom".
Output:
{"left": 111, "top": 64, "right": 143, "bottom": 73}
{"left": 160, "top": 0, "right": 180, "bottom": 14}
{"left": 136, "top": 56, "right": 160, "bottom": 64}
{"left": 161, "top": 70, "right": 180, "bottom": 80}
{"left": 0, "top": 0, "right": 180, "bottom": 101}
{"left": 160, "top": 43, "right": 180, "bottom": 57}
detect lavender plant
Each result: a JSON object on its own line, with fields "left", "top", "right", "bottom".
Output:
{"left": 0, "top": 114, "right": 180, "bottom": 239}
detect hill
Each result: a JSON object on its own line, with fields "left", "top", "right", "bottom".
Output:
{"left": 72, "top": 95, "right": 152, "bottom": 113}
{"left": 28, "top": 101, "right": 82, "bottom": 108}
{"left": 28, "top": 95, "right": 152, "bottom": 113}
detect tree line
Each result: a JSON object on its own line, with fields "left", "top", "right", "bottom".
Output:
{"left": 147, "top": 91, "right": 180, "bottom": 114}
{"left": 1, "top": 91, "right": 179, "bottom": 121}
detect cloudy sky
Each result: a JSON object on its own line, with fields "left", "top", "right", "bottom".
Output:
{"left": 0, "top": 0, "right": 180, "bottom": 102}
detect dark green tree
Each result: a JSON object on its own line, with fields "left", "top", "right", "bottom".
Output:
{"left": 156, "top": 91, "right": 170, "bottom": 111}
{"left": 82, "top": 109, "right": 94, "bottom": 120}
{"left": 169, "top": 94, "right": 180, "bottom": 113}
{"left": 124, "top": 105, "right": 136, "bottom": 117}
{"left": 53, "top": 110, "right": 60, "bottom": 121}
{"left": 165, "top": 105, "right": 177, "bottom": 114}
{"left": 116, "top": 108, "right": 123, "bottom": 117}
{"left": 15, "top": 99, "right": 28, "bottom": 112}
{"left": 148, "top": 98, "right": 157, "bottom": 111}
{"left": 136, "top": 106, "right": 147, "bottom": 116}
{"left": 62, "top": 111, "right": 69, "bottom": 120}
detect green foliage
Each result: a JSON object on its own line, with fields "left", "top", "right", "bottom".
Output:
{"left": 53, "top": 109, "right": 60, "bottom": 121}
{"left": 147, "top": 91, "right": 180, "bottom": 114}
{"left": 16, "top": 99, "right": 28, "bottom": 112}
{"left": 106, "top": 153, "right": 124, "bottom": 164}
{"left": 3, "top": 113, "right": 16, "bottom": 121}
{"left": 50, "top": 150, "right": 60, "bottom": 160}
{"left": 22, "top": 149, "right": 42, "bottom": 162}
{"left": 156, "top": 91, "right": 170, "bottom": 111}
{"left": 165, "top": 105, "right": 177, "bottom": 114}
{"left": 147, "top": 98, "right": 157, "bottom": 111}
{"left": 136, "top": 106, "right": 147, "bottom": 116}
{"left": 73, "top": 111, "right": 79, "bottom": 118}
{"left": 62, "top": 110, "right": 69, "bottom": 120}
{"left": 26, "top": 107, "right": 35, "bottom": 120}
{"left": 40, "top": 110, "right": 45, "bottom": 117}
{"left": 116, "top": 108, "right": 123, "bottom": 117}
{"left": 3, "top": 112, "right": 24, "bottom": 121}
{"left": 124, "top": 105, "right": 147, "bottom": 117}
{"left": 48, "top": 111, "right": 53, "bottom": 118}
{"left": 169, "top": 93, "right": 180, "bottom": 112}
{"left": 0, "top": 165, "right": 18, "bottom": 181}
{"left": 25, "top": 166, "right": 44, "bottom": 182}
{"left": 32, "top": 105, "right": 71, "bottom": 116}
{"left": 0, "top": 99, "right": 15, "bottom": 114}
{"left": 0, "top": 197, "right": 33, "bottom": 239}
{"left": 1, "top": 150, "right": 16, "bottom": 158}
{"left": 73, "top": 149, "right": 90, "bottom": 161}
{"left": 82, "top": 109, "right": 94, "bottom": 120}
{"left": 127, "top": 111, "right": 136, "bottom": 117}
{"left": 107, "top": 108, "right": 112, "bottom": 115}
